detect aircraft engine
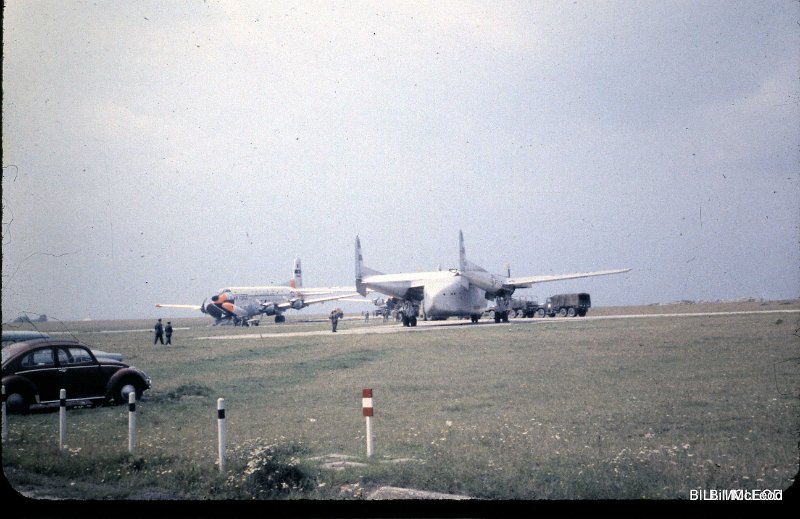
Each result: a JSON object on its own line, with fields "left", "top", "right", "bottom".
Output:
{"left": 290, "top": 299, "right": 305, "bottom": 310}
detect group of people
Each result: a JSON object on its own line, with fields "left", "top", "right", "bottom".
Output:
{"left": 156, "top": 311, "right": 344, "bottom": 338}
{"left": 153, "top": 318, "right": 173, "bottom": 345}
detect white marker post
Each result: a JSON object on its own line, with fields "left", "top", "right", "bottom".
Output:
{"left": 59, "top": 389, "right": 67, "bottom": 451}
{"left": 217, "top": 398, "right": 226, "bottom": 473}
{"left": 128, "top": 392, "right": 137, "bottom": 454}
{"left": 2, "top": 385, "right": 7, "bottom": 442}
{"left": 362, "top": 388, "right": 374, "bottom": 458}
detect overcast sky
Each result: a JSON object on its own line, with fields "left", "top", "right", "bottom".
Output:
{"left": 3, "top": 1, "right": 799, "bottom": 321}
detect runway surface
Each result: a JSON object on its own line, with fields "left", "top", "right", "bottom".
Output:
{"left": 197, "top": 308, "right": 799, "bottom": 340}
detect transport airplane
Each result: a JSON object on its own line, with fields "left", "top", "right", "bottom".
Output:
{"left": 355, "top": 231, "right": 631, "bottom": 326}
{"left": 156, "top": 257, "right": 360, "bottom": 325}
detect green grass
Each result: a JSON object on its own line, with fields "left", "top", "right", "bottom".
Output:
{"left": 3, "top": 305, "right": 799, "bottom": 501}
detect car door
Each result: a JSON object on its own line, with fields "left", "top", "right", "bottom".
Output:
{"left": 55, "top": 346, "right": 106, "bottom": 400}
{"left": 17, "top": 347, "right": 61, "bottom": 403}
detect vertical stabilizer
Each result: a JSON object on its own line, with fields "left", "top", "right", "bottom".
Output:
{"left": 355, "top": 235, "right": 382, "bottom": 296}
{"left": 355, "top": 236, "right": 366, "bottom": 296}
{"left": 291, "top": 257, "right": 302, "bottom": 288}
{"left": 458, "top": 230, "right": 467, "bottom": 271}
{"left": 458, "top": 230, "right": 487, "bottom": 273}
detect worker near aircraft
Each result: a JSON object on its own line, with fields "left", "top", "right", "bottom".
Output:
{"left": 330, "top": 309, "right": 342, "bottom": 332}
{"left": 154, "top": 318, "right": 164, "bottom": 345}
{"left": 165, "top": 321, "right": 173, "bottom": 345}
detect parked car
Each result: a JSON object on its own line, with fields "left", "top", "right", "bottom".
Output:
{"left": 2, "top": 331, "right": 124, "bottom": 361}
{"left": 1, "top": 338, "right": 152, "bottom": 413}
{"left": 2, "top": 330, "right": 50, "bottom": 348}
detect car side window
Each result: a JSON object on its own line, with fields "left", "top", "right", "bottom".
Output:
{"left": 57, "top": 347, "right": 94, "bottom": 366}
{"left": 21, "top": 348, "right": 55, "bottom": 368}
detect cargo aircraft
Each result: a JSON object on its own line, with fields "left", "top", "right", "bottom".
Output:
{"left": 355, "top": 231, "right": 631, "bottom": 326}
{"left": 156, "top": 257, "right": 362, "bottom": 325}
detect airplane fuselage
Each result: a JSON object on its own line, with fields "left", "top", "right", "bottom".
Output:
{"left": 422, "top": 276, "right": 487, "bottom": 318}
{"left": 360, "top": 272, "right": 488, "bottom": 319}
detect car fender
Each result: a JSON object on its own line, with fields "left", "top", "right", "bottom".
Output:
{"left": 1, "top": 374, "right": 39, "bottom": 402}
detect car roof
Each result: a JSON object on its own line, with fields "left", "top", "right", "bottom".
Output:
{"left": 2, "top": 338, "right": 90, "bottom": 364}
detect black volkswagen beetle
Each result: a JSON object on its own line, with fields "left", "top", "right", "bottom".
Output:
{"left": 2, "top": 338, "right": 152, "bottom": 413}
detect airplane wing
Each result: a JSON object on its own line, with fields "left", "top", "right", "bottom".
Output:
{"left": 155, "top": 304, "right": 203, "bottom": 310}
{"left": 275, "top": 292, "right": 363, "bottom": 310}
{"left": 336, "top": 297, "right": 384, "bottom": 305}
{"left": 293, "top": 286, "right": 363, "bottom": 296}
{"left": 503, "top": 268, "right": 632, "bottom": 289}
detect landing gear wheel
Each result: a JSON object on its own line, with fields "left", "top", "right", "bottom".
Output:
{"left": 275, "top": 314, "right": 286, "bottom": 323}
{"left": 410, "top": 316, "right": 417, "bottom": 327}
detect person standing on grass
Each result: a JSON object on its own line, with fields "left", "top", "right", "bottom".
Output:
{"left": 154, "top": 318, "right": 164, "bottom": 345}
{"left": 330, "top": 309, "right": 341, "bottom": 332}
{"left": 165, "top": 321, "right": 173, "bottom": 345}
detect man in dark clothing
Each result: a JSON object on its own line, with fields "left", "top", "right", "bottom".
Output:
{"left": 165, "top": 321, "right": 173, "bottom": 345}
{"left": 329, "top": 309, "right": 341, "bottom": 332}
{"left": 154, "top": 319, "right": 164, "bottom": 345}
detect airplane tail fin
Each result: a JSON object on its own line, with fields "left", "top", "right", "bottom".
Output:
{"left": 290, "top": 257, "right": 302, "bottom": 289}
{"left": 458, "top": 230, "right": 487, "bottom": 273}
{"left": 355, "top": 235, "right": 382, "bottom": 296}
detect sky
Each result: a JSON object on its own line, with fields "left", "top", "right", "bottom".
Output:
{"left": 2, "top": 0, "right": 799, "bottom": 322}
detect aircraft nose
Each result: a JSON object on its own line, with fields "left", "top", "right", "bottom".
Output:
{"left": 205, "top": 302, "right": 223, "bottom": 319}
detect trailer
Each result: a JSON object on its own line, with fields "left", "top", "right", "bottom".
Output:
{"left": 544, "top": 293, "right": 591, "bottom": 317}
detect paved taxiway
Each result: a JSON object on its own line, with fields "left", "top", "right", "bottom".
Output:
{"left": 197, "top": 308, "right": 799, "bottom": 340}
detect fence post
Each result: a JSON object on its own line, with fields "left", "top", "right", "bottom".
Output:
{"left": 59, "top": 389, "right": 67, "bottom": 451}
{"left": 128, "top": 392, "right": 137, "bottom": 454}
{"left": 217, "top": 398, "right": 226, "bottom": 473}
{"left": 2, "top": 385, "right": 6, "bottom": 442}
{"left": 362, "top": 388, "right": 374, "bottom": 458}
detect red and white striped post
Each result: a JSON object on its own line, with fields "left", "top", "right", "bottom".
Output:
{"left": 59, "top": 389, "right": 67, "bottom": 451}
{"left": 217, "top": 398, "right": 226, "bottom": 472}
{"left": 362, "top": 388, "right": 374, "bottom": 458}
{"left": 128, "top": 392, "right": 137, "bottom": 454}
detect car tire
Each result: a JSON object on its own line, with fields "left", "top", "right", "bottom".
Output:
{"left": 6, "top": 391, "right": 31, "bottom": 414}
{"left": 112, "top": 379, "right": 143, "bottom": 405}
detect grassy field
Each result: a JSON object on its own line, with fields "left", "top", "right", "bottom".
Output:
{"left": 2, "top": 301, "right": 798, "bottom": 505}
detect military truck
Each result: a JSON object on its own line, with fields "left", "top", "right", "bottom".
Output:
{"left": 510, "top": 296, "right": 543, "bottom": 318}
{"left": 544, "top": 293, "right": 591, "bottom": 317}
